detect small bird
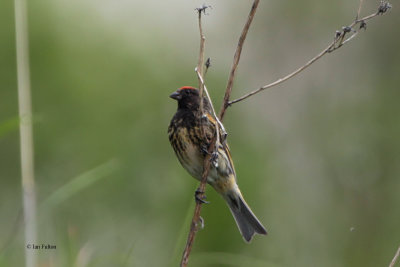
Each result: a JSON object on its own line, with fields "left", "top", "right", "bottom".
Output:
{"left": 168, "top": 86, "right": 267, "bottom": 242}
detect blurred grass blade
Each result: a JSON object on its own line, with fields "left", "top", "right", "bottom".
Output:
{"left": 190, "top": 251, "right": 279, "bottom": 267}
{"left": 15, "top": 0, "right": 37, "bottom": 265}
{"left": 41, "top": 159, "right": 119, "bottom": 209}
{"left": 169, "top": 200, "right": 195, "bottom": 267}
{"left": 0, "top": 117, "right": 20, "bottom": 138}
{"left": 74, "top": 242, "right": 94, "bottom": 267}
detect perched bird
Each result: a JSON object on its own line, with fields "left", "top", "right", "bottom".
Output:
{"left": 168, "top": 86, "right": 267, "bottom": 242}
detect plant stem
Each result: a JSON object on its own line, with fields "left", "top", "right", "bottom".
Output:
{"left": 14, "top": 0, "right": 37, "bottom": 266}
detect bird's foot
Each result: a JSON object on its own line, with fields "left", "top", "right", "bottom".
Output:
{"left": 196, "top": 216, "right": 205, "bottom": 230}
{"left": 195, "top": 188, "right": 209, "bottom": 204}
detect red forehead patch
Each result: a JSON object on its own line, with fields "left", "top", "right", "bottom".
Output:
{"left": 179, "top": 86, "right": 197, "bottom": 91}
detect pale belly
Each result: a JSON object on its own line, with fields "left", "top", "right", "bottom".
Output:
{"left": 180, "top": 141, "right": 219, "bottom": 184}
{"left": 171, "top": 125, "right": 233, "bottom": 190}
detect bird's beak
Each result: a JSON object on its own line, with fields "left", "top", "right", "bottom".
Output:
{"left": 169, "top": 91, "right": 181, "bottom": 100}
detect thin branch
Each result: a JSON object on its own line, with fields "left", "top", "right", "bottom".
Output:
{"left": 389, "top": 246, "right": 400, "bottom": 267}
{"left": 180, "top": 5, "right": 216, "bottom": 267}
{"left": 194, "top": 4, "right": 214, "bottom": 155}
{"left": 196, "top": 5, "right": 206, "bottom": 109}
{"left": 195, "top": 6, "right": 208, "bottom": 158}
{"left": 180, "top": 70, "right": 218, "bottom": 267}
{"left": 194, "top": 5, "right": 222, "bottom": 153}
{"left": 229, "top": 1, "right": 391, "bottom": 105}
{"left": 180, "top": 1, "right": 260, "bottom": 264}
{"left": 196, "top": 70, "right": 226, "bottom": 141}
{"left": 14, "top": 0, "right": 38, "bottom": 266}
{"left": 219, "top": 0, "right": 260, "bottom": 121}
{"left": 181, "top": 2, "right": 260, "bottom": 265}
{"left": 179, "top": 1, "right": 391, "bottom": 266}
{"left": 356, "top": 0, "right": 364, "bottom": 20}
{"left": 180, "top": 138, "right": 215, "bottom": 267}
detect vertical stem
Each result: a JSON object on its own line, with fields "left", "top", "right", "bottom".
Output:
{"left": 356, "top": 0, "right": 364, "bottom": 20}
{"left": 180, "top": 9, "right": 210, "bottom": 267}
{"left": 219, "top": 0, "right": 260, "bottom": 121}
{"left": 196, "top": 11, "right": 206, "bottom": 136}
{"left": 389, "top": 246, "right": 400, "bottom": 267}
{"left": 180, "top": 151, "right": 213, "bottom": 267}
{"left": 197, "top": 12, "right": 205, "bottom": 84}
{"left": 14, "top": 0, "right": 37, "bottom": 267}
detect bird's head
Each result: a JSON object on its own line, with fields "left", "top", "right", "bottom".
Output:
{"left": 170, "top": 86, "right": 201, "bottom": 110}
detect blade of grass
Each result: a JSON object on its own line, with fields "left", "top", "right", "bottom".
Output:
{"left": 190, "top": 251, "right": 279, "bottom": 267}
{"left": 169, "top": 199, "right": 196, "bottom": 267}
{"left": 14, "top": 0, "right": 37, "bottom": 266}
{"left": 40, "top": 159, "right": 119, "bottom": 209}
{"left": 0, "top": 160, "right": 119, "bottom": 258}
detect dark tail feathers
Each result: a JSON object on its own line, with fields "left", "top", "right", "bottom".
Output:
{"left": 225, "top": 193, "right": 267, "bottom": 242}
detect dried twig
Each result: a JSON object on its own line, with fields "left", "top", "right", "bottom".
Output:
{"left": 180, "top": 5, "right": 215, "bottom": 267}
{"left": 196, "top": 5, "right": 206, "bottom": 110}
{"left": 219, "top": 0, "right": 260, "bottom": 121}
{"left": 228, "top": 0, "right": 391, "bottom": 106}
{"left": 194, "top": 5, "right": 222, "bottom": 151}
{"left": 389, "top": 246, "right": 400, "bottom": 267}
{"left": 180, "top": 71, "right": 219, "bottom": 267}
{"left": 180, "top": 1, "right": 259, "bottom": 266}
{"left": 356, "top": 0, "right": 364, "bottom": 20}
{"left": 180, "top": 136, "right": 215, "bottom": 267}
{"left": 180, "top": 73, "right": 218, "bottom": 266}
{"left": 196, "top": 70, "right": 227, "bottom": 142}
{"left": 180, "top": 1, "right": 391, "bottom": 266}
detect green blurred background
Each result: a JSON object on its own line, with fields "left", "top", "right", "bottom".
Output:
{"left": 1, "top": 0, "right": 399, "bottom": 266}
